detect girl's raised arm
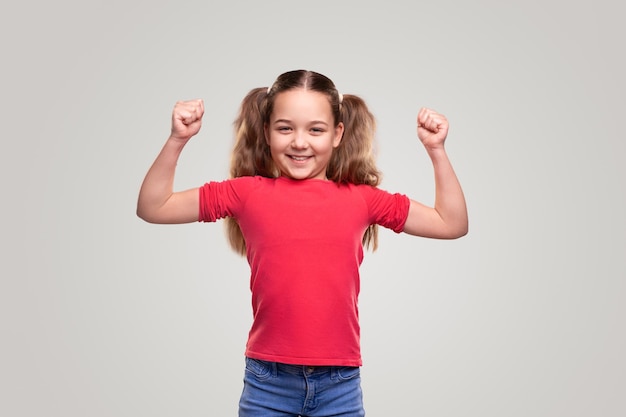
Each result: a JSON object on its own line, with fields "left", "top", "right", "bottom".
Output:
{"left": 402, "top": 108, "right": 468, "bottom": 239}
{"left": 136, "top": 99, "right": 205, "bottom": 224}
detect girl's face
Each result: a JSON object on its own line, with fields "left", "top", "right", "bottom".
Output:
{"left": 265, "top": 89, "right": 343, "bottom": 180}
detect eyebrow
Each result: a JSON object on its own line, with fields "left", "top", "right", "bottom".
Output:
{"left": 272, "top": 119, "right": 329, "bottom": 126}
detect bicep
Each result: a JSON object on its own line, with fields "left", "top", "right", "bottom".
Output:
{"left": 144, "top": 187, "right": 200, "bottom": 224}
{"left": 402, "top": 199, "right": 451, "bottom": 239}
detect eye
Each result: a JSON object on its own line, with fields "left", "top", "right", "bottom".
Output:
{"left": 277, "top": 126, "right": 292, "bottom": 132}
{"left": 310, "top": 127, "right": 325, "bottom": 134}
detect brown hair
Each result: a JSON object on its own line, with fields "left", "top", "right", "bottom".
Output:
{"left": 227, "top": 70, "right": 381, "bottom": 255}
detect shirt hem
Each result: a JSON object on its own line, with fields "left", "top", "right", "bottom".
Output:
{"left": 245, "top": 350, "right": 363, "bottom": 367}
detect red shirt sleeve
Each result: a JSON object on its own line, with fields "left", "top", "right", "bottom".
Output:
{"left": 358, "top": 185, "right": 410, "bottom": 233}
{"left": 198, "top": 176, "right": 259, "bottom": 222}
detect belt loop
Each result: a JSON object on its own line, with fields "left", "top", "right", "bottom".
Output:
{"left": 271, "top": 361, "right": 278, "bottom": 377}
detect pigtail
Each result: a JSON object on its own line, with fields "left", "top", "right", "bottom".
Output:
{"left": 328, "top": 94, "right": 382, "bottom": 251}
{"left": 230, "top": 87, "right": 275, "bottom": 178}
{"left": 328, "top": 94, "right": 381, "bottom": 186}
{"left": 226, "top": 87, "right": 275, "bottom": 255}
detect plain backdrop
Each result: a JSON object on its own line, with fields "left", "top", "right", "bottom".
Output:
{"left": 1, "top": 1, "right": 624, "bottom": 416}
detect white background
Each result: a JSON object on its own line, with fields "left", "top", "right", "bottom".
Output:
{"left": 1, "top": 1, "right": 624, "bottom": 416}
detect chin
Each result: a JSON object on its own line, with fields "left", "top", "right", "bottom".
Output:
{"left": 283, "top": 171, "right": 319, "bottom": 180}
{"left": 287, "top": 173, "right": 311, "bottom": 180}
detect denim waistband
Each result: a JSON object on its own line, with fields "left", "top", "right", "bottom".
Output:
{"left": 247, "top": 357, "right": 357, "bottom": 377}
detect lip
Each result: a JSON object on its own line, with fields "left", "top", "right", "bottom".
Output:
{"left": 287, "top": 155, "right": 312, "bottom": 162}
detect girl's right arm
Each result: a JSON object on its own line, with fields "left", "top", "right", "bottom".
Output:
{"left": 136, "top": 99, "right": 204, "bottom": 224}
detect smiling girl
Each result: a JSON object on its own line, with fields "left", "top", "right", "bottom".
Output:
{"left": 137, "top": 69, "right": 467, "bottom": 417}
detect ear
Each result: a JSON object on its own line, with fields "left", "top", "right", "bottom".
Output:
{"left": 333, "top": 122, "right": 344, "bottom": 148}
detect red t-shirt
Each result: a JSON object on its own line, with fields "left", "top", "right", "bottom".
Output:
{"left": 198, "top": 176, "right": 409, "bottom": 366}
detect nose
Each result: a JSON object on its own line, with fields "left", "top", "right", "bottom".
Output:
{"left": 291, "top": 131, "right": 308, "bottom": 149}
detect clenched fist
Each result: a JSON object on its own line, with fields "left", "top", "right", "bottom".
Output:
{"left": 171, "top": 99, "right": 205, "bottom": 141}
{"left": 417, "top": 107, "right": 449, "bottom": 151}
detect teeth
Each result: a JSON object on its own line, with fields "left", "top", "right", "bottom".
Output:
{"left": 291, "top": 156, "right": 308, "bottom": 161}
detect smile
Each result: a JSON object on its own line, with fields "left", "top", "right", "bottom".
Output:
{"left": 288, "top": 155, "right": 311, "bottom": 161}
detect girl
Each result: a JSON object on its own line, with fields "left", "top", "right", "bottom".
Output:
{"left": 137, "top": 69, "right": 467, "bottom": 417}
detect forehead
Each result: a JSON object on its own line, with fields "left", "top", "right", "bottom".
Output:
{"left": 271, "top": 89, "right": 333, "bottom": 121}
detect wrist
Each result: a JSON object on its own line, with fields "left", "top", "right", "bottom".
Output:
{"left": 423, "top": 144, "right": 447, "bottom": 157}
{"left": 167, "top": 134, "right": 190, "bottom": 148}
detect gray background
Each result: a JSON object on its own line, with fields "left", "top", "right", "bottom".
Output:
{"left": 2, "top": 1, "right": 624, "bottom": 416}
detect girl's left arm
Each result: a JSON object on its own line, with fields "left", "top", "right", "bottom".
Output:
{"left": 402, "top": 108, "right": 468, "bottom": 239}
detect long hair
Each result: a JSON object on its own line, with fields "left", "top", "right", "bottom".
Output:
{"left": 226, "top": 70, "right": 381, "bottom": 255}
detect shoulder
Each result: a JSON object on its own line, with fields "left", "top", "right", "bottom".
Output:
{"left": 207, "top": 175, "right": 274, "bottom": 188}
{"left": 350, "top": 183, "right": 410, "bottom": 210}
{"left": 348, "top": 182, "right": 386, "bottom": 197}
{"left": 200, "top": 175, "right": 275, "bottom": 198}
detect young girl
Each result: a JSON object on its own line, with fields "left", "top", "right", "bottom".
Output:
{"left": 137, "top": 69, "right": 467, "bottom": 417}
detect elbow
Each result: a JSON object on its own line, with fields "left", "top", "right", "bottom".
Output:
{"left": 454, "top": 227, "right": 469, "bottom": 239}
{"left": 136, "top": 207, "right": 150, "bottom": 223}
{"left": 136, "top": 197, "right": 168, "bottom": 224}
{"left": 446, "top": 210, "right": 469, "bottom": 239}
{"left": 136, "top": 205, "right": 158, "bottom": 224}
{"left": 435, "top": 219, "right": 468, "bottom": 239}
{"left": 449, "top": 222, "right": 469, "bottom": 239}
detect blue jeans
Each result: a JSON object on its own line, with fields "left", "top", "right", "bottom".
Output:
{"left": 239, "top": 357, "right": 365, "bottom": 417}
